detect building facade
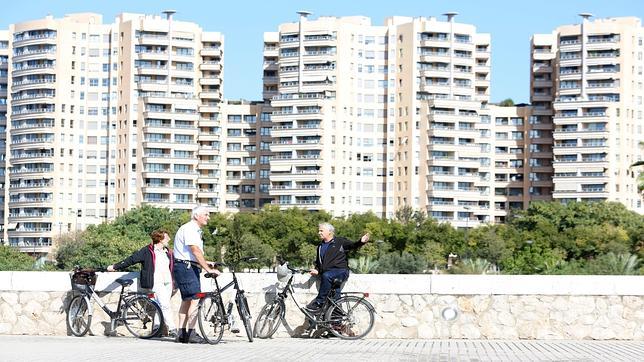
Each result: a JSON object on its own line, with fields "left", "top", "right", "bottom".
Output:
{"left": 264, "top": 14, "right": 493, "bottom": 221}
{"left": 3, "top": 11, "right": 644, "bottom": 257}
{"left": 220, "top": 100, "right": 273, "bottom": 212}
{"left": 2, "top": 12, "right": 225, "bottom": 255}
{"left": 532, "top": 16, "right": 644, "bottom": 211}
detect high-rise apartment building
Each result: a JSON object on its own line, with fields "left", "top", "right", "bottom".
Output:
{"left": 532, "top": 16, "right": 644, "bottom": 211}
{"left": 6, "top": 14, "right": 117, "bottom": 255}
{"left": 264, "top": 14, "right": 492, "bottom": 221}
{"left": 0, "top": 32, "right": 8, "bottom": 243}
{"left": 2, "top": 12, "right": 224, "bottom": 256}
{"left": 265, "top": 14, "right": 390, "bottom": 217}
{"left": 4, "top": 11, "right": 644, "bottom": 256}
{"left": 114, "top": 12, "right": 224, "bottom": 215}
{"left": 220, "top": 100, "right": 273, "bottom": 212}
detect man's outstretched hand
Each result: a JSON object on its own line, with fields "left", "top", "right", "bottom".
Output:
{"left": 360, "top": 233, "right": 370, "bottom": 243}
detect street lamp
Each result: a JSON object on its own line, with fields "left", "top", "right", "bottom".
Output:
{"left": 463, "top": 206, "right": 471, "bottom": 243}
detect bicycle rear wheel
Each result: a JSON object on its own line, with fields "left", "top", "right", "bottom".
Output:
{"left": 197, "top": 296, "right": 225, "bottom": 344}
{"left": 237, "top": 293, "right": 253, "bottom": 342}
{"left": 325, "top": 296, "right": 375, "bottom": 340}
{"left": 253, "top": 300, "right": 284, "bottom": 339}
{"left": 66, "top": 295, "right": 91, "bottom": 337}
{"left": 123, "top": 296, "right": 163, "bottom": 339}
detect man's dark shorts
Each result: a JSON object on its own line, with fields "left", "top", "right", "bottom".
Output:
{"left": 173, "top": 261, "right": 201, "bottom": 300}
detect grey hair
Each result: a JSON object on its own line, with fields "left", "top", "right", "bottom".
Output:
{"left": 318, "top": 222, "right": 335, "bottom": 234}
{"left": 191, "top": 205, "right": 211, "bottom": 219}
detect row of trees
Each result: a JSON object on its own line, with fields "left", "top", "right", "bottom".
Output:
{"left": 1, "top": 201, "right": 643, "bottom": 274}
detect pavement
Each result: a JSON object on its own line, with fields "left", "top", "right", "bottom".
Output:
{"left": 1, "top": 335, "right": 644, "bottom": 361}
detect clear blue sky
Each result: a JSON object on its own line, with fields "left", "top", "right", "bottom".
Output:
{"left": 3, "top": 0, "right": 643, "bottom": 103}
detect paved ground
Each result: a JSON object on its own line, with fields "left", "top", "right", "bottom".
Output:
{"left": 1, "top": 335, "right": 643, "bottom": 361}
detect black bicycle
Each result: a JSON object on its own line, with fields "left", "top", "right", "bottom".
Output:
{"left": 66, "top": 266, "right": 163, "bottom": 339}
{"left": 253, "top": 261, "right": 375, "bottom": 340}
{"left": 195, "top": 257, "right": 256, "bottom": 344}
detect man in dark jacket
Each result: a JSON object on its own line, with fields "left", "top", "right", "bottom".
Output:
{"left": 107, "top": 229, "right": 176, "bottom": 337}
{"left": 306, "top": 222, "right": 369, "bottom": 312}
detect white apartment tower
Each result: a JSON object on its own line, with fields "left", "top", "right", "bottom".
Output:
{"left": 0, "top": 31, "right": 8, "bottom": 243}
{"left": 265, "top": 14, "right": 392, "bottom": 217}
{"left": 532, "top": 16, "right": 644, "bottom": 210}
{"left": 2, "top": 12, "right": 224, "bottom": 256}
{"left": 394, "top": 14, "right": 491, "bottom": 226}
{"left": 264, "top": 13, "right": 491, "bottom": 219}
{"left": 220, "top": 100, "right": 273, "bottom": 212}
{"left": 6, "top": 14, "right": 118, "bottom": 255}
{"left": 114, "top": 12, "right": 223, "bottom": 215}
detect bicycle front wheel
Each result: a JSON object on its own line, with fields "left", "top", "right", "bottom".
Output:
{"left": 197, "top": 296, "right": 225, "bottom": 344}
{"left": 123, "top": 296, "right": 163, "bottom": 339}
{"left": 237, "top": 293, "right": 254, "bottom": 342}
{"left": 325, "top": 296, "right": 375, "bottom": 340}
{"left": 253, "top": 299, "right": 284, "bottom": 339}
{"left": 66, "top": 295, "right": 91, "bottom": 337}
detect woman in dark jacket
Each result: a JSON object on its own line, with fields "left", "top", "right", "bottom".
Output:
{"left": 107, "top": 229, "right": 176, "bottom": 337}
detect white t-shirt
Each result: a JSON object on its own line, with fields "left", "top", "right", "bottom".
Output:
{"left": 153, "top": 248, "right": 172, "bottom": 286}
{"left": 173, "top": 220, "right": 203, "bottom": 262}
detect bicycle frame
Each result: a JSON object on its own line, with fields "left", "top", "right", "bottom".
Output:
{"left": 277, "top": 269, "right": 371, "bottom": 331}
{"left": 78, "top": 281, "right": 156, "bottom": 332}
{"left": 198, "top": 266, "right": 244, "bottom": 323}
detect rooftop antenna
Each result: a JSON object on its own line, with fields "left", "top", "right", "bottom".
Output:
{"left": 296, "top": 10, "right": 312, "bottom": 20}
{"left": 162, "top": 9, "right": 176, "bottom": 20}
{"left": 578, "top": 12, "right": 593, "bottom": 21}
{"left": 443, "top": 12, "right": 458, "bottom": 22}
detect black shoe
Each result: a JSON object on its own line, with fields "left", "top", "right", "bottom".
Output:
{"left": 188, "top": 332, "right": 206, "bottom": 344}
{"left": 305, "top": 301, "right": 321, "bottom": 313}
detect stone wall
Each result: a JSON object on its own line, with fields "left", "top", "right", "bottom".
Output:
{"left": 1, "top": 272, "right": 643, "bottom": 339}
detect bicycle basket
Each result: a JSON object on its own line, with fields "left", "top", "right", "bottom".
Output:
{"left": 70, "top": 271, "right": 97, "bottom": 292}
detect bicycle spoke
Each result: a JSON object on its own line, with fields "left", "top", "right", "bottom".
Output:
{"left": 198, "top": 297, "right": 225, "bottom": 344}
{"left": 326, "top": 296, "right": 374, "bottom": 339}
{"left": 123, "top": 297, "right": 163, "bottom": 339}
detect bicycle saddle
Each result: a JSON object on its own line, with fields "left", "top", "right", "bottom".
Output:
{"left": 331, "top": 278, "right": 344, "bottom": 288}
{"left": 115, "top": 278, "right": 134, "bottom": 287}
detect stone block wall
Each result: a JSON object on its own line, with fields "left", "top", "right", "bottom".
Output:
{"left": 1, "top": 272, "right": 643, "bottom": 339}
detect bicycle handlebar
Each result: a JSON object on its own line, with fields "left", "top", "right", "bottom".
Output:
{"left": 283, "top": 262, "right": 308, "bottom": 275}
{"left": 209, "top": 256, "right": 258, "bottom": 269}
{"left": 72, "top": 265, "right": 107, "bottom": 273}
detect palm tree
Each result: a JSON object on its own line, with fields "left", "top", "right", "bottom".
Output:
{"left": 450, "top": 258, "right": 499, "bottom": 274}
{"left": 348, "top": 256, "right": 380, "bottom": 274}
{"left": 603, "top": 253, "right": 640, "bottom": 275}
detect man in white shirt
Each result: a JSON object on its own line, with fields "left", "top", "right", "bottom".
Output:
{"left": 173, "top": 205, "right": 219, "bottom": 343}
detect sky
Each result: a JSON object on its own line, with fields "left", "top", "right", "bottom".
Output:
{"left": 2, "top": 0, "right": 643, "bottom": 103}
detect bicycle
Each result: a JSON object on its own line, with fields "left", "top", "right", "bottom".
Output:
{"left": 253, "top": 261, "right": 375, "bottom": 340}
{"left": 195, "top": 256, "right": 257, "bottom": 344}
{"left": 66, "top": 266, "right": 164, "bottom": 339}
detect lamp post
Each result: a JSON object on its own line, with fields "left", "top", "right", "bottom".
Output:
{"left": 463, "top": 206, "right": 471, "bottom": 243}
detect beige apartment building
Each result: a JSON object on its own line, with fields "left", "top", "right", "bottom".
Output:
{"left": 531, "top": 16, "right": 644, "bottom": 211}
{"left": 219, "top": 100, "right": 273, "bottom": 212}
{"left": 115, "top": 12, "right": 224, "bottom": 214}
{"left": 4, "top": 11, "right": 644, "bottom": 256}
{"left": 2, "top": 12, "right": 225, "bottom": 256}
{"left": 0, "top": 32, "right": 8, "bottom": 244}
{"left": 265, "top": 14, "right": 391, "bottom": 217}
{"left": 264, "top": 13, "right": 495, "bottom": 222}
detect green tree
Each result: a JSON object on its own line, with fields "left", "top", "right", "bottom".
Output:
{"left": 498, "top": 98, "right": 515, "bottom": 106}
{"left": 375, "top": 252, "right": 426, "bottom": 274}
{"left": 0, "top": 245, "right": 36, "bottom": 271}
